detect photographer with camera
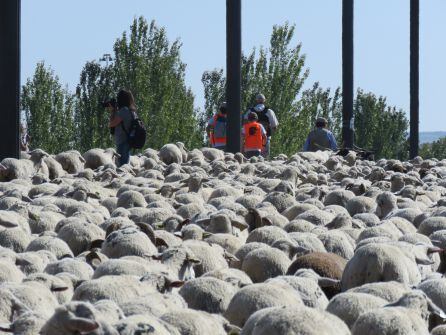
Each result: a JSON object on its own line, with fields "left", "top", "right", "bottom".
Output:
{"left": 108, "top": 89, "right": 137, "bottom": 166}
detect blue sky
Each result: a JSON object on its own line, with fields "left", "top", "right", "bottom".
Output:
{"left": 22, "top": 0, "right": 446, "bottom": 131}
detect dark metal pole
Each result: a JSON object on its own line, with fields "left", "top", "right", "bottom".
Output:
{"left": 226, "top": 0, "right": 242, "bottom": 153}
{"left": 410, "top": 0, "right": 419, "bottom": 158}
{"left": 342, "top": 0, "right": 354, "bottom": 149}
{"left": 0, "top": 0, "right": 20, "bottom": 160}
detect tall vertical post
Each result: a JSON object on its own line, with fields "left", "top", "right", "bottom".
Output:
{"left": 342, "top": 0, "right": 354, "bottom": 149}
{"left": 226, "top": 0, "right": 242, "bottom": 153}
{"left": 410, "top": 0, "right": 419, "bottom": 158}
{"left": 0, "top": 0, "right": 21, "bottom": 160}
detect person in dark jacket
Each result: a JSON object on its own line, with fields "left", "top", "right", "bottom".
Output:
{"left": 108, "top": 89, "right": 137, "bottom": 166}
{"left": 303, "top": 117, "right": 338, "bottom": 152}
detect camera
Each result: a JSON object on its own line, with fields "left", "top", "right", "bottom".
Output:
{"left": 100, "top": 97, "right": 117, "bottom": 109}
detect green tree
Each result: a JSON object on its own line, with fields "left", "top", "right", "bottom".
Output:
{"left": 74, "top": 17, "right": 202, "bottom": 152}
{"left": 419, "top": 137, "right": 446, "bottom": 159}
{"left": 354, "top": 89, "right": 409, "bottom": 159}
{"left": 75, "top": 61, "right": 115, "bottom": 151}
{"left": 112, "top": 17, "right": 201, "bottom": 149}
{"left": 21, "top": 62, "right": 75, "bottom": 153}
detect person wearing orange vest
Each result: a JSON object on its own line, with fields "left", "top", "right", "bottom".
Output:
{"left": 242, "top": 112, "right": 267, "bottom": 158}
{"left": 206, "top": 102, "right": 227, "bottom": 150}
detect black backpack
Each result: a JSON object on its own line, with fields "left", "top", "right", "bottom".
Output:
{"left": 121, "top": 110, "right": 147, "bottom": 149}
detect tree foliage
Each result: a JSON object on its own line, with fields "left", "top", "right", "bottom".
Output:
{"left": 354, "top": 90, "right": 409, "bottom": 160}
{"left": 73, "top": 17, "right": 202, "bottom": 152}
{"left": 21, "top": 62, "right": 75, "bottom": 153}
{"left": 419, "top": 137, "right": 446, "bottom": 160}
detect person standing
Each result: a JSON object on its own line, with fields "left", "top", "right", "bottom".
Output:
{"left": 242, "top": 112, "right": 267, "bottom": 158}
{"left": 244, "top": 93, "right": 278, "bottom": 158}
{"left": 303, "top": 117, "right": 338, "bottom": 152}
{"left": 206, "top": 102, "right": 227, "bottom": 151}
{"left": 108, "top": 89, "right": 137, "bottom": 166}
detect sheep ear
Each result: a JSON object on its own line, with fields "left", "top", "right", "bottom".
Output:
{"left": 178, "top": 219, "right": 191, "bottom": 230}
{"left": 79, "top": 156, "right": 86, "bottom": 163}
{"left": 0, "top": 220, "right": 18, "bottom": 228}
{"left": 0, "top": 324, "right": 12, "bottom": 332}
{"left": 231, "top": 219, "right": 249, "bottom": 231}
{"left": 15, "top": 258, "right": 32, "bottom": 266}
{"left": 318, "top": 277, "right": 340, "bottom": 288}
{"left": 415, "top": 255, "right": 435, "bottom": 265}
{"left": 151, "top": 254, "right": 163, "bottom": 261}
{"left": 136, "top": 222, "right": 156, "bottom": 243}
{"left": 224, "top": 324, "right": 241, "bottom": 335}
{"left": 51, "top": 285, "right": 69, "bottom": 292}
{"left": 427, "top": 246, "right": 443, "bottom": 254}
{"left": 261, "top": 217, "right": 273, "bottom": 226}
{"left": 155, "top": 238, "right": 168, "bottom": 248}
{"left": 224, "top": 251, "right": 239, "bottom": 263}
{"left": 85, "top": 251, "right": 102, "bottom": 269}
{"left": 427, "top": 297, "right": 446, "bottom": 319}
{"left": 167, "top": 280, "right": 185, "bottom": 288}
{"left": 66, "top": 318, "right": 99, "bottom": 332}
{"left": 89, "top": 239, "right": 104, "bottom": 250}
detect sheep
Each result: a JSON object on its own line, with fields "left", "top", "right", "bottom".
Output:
{"left": 161, "top": 309, "right": 229, "bottom": 335}
{"left": 28, "top": 209, "right": 65, "bottom": 234}
{"left": 0, "top": 259, "right": 25, "bottom": 283}
{"left": 57, "top": 221, "right": 105, "bottom": 256}
{"left": 39, "top": 301, "right": 103, "bottom": 335}
{"left": 245, "top": 226, "right": 289, "bottom": 246}
{"left": 0, "top": 311, "right": 47, "bottom": 335}
{"left": 224, "top": 281, "right": 304, "bottom": 327}
{"left": 204, "top": 233, "right": 245, "bottom": 254}
{"left": 54, "top": 151, "right": 86, "bottom": 174}
{"left": 347, "top": 281, "right": 411, "bottom": 303}
{"left": 83, "top": 148, "right": 118, "bottom": 170}
{"left": 242, "top": 305, "right": 350, "bottom": 335}
{"left": 116, "top": 190, "right": 148, "bottom": 209}
{"left": 326, "top": 292, "right": 388, "bottom": 328}
{"left": 45, "top": 258, "right": 94, "bottom": 281}
{"left": 1, "top": 281, "right": 59, "bottom": 319}
{"left": 418, "top": 278, "right": 446, "bottom": 312}
{"left": 317, "top": 230, "right": 355, "bottom": 259}
{"left": 26, "top": 234, "right": 74, "bottom": 259}
{"left": 178, "top": 277, "right": 238, "bottom": 314}
{"left": 324, "top": 189, "right": 356, "bottom": 207}
{"left": 44, "top": 155, "right": 66, "bottom": 180}
{"left": 119, "top": 291, "right": 187, "bottom": 318}
{"left": 72, "top": 275, "right": 157, "bottom": 305}
{"left": 265, "top": 271, "right": 330, "bottom": 310}
{"left": 113, "top": 314, "right": 178, "bottom": 335}
{"left": 351, "top": 291, "right": 445, "bottom": 335}
{"left": 24, "top": 272, "right": 73, "bottom": 304}
{"left": 0, "top": 226, "right": 31, "bottom": 253}
{"left": 202, "top": 268, "right": 253, "bottom": 288}
{"left": 241, "top": 246, "right": 291, "bottom": 283}
{"left": 181, "top": 239, "right": 229, "bottom": 276}
{"left": 0, "top": 158, "right": 35, "bottom": 181}
{"left": 346, "top": 196, "right": 377, "bottom": 216}
{"left": 101, "top": 226, "right": 158, "bottom": 259}
{"left": 91, "top": 258, "right": 152, "bottom": 279}
{"left": 287, "top": 252, "right": 347, "bottom": 298}
{"left": 341, "top": 243, "right": 422, "bottom": 290}
{"left": 418, "top": 217, "right": 446, "bottom": 236}
{"left": 159, "top": 144, "right": 183, "bottom": 165}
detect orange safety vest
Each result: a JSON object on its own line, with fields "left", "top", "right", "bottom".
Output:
{"left": 243, "top": 121, "right": 264, "bottom": 151}
{"left": 210, "top": 114, "right": 227, "bottom": 146}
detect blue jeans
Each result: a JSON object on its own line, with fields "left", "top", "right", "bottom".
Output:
{"left": 117, "top": 141, "right": 131, "bottom": 166}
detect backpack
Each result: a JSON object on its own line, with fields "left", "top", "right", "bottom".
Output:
{"left": 250, "top": 107, "right": 271, "bottom": 136}
{"left": 121, "top": 110, "right": 147, "bottom": 149}
{"left": 213, "top": 115, "right": 227, "bottom": 139}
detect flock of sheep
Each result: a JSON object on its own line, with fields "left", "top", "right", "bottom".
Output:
{"left": 1, "top": 143, "right": 446, "bottom": 334}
